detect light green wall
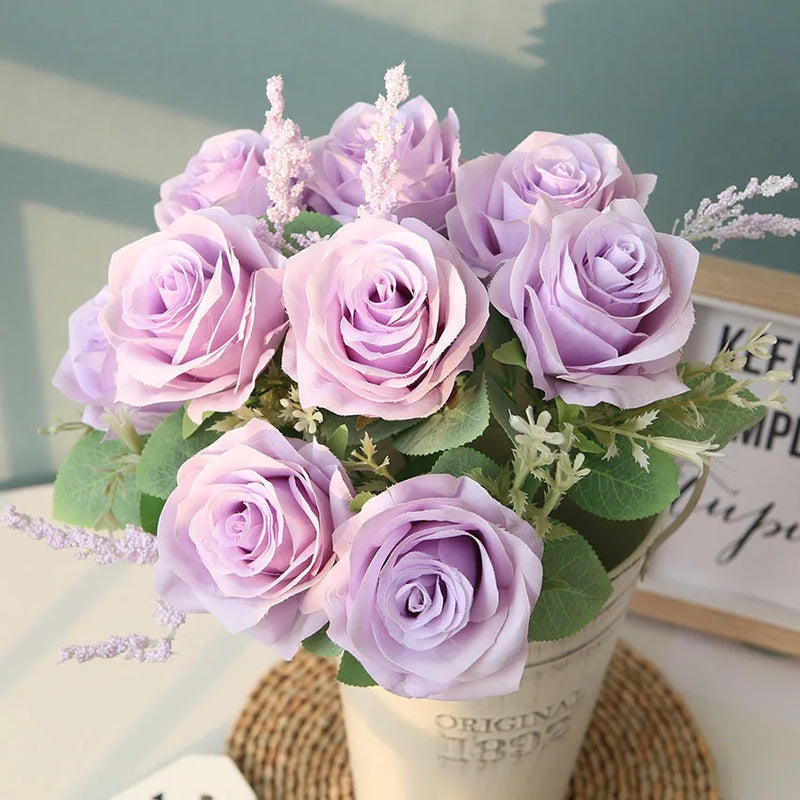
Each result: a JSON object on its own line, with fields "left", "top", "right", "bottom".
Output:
{"left": 1, "top": 0, "right": 798, "bottom": 487}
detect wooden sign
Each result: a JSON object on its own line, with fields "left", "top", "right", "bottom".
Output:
{"left": 632, "top": 254, "right": 800, "bottom": 657}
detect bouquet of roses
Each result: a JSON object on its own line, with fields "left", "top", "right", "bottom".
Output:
{"left": 6, "top": 64, "right": 798, "bottom": 701}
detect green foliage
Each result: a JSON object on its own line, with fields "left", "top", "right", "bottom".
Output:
{"left": 528, "top": 533, "right": 613, "bottom": 641}
{"left": 337, "top": 651, "right": 378, "bottom": 687}
{"left": 652, "top": 371, "right": 766, "bottom": 447}
{"left": 137, "top": 409, "right": 221, "bottom": 500}
{"left": 53, "top": 430, "right": 142, "bottom": 529}
{"left": 350, "top": 491, "right": 376, "bottom": 513}
{"left": 572, "top": 429, "right": 604, "bottom": 454}
{"left": 394, "top": 376, "right": 490, "bottom": 456}
{"left": 485, "top": 376, "right": 518, "bottom": 442}
{"left": 180, "top": 406, "right": 216, "bottom": 439}
{"left": 431, "top": 446, "right": 501, "bottom": 479}
{"left": 493, "top": 338, "right": 527, "bottom": 368}
{"left": 302, "top": 626, "right": 343, "bottom": 658}
{"left": 326, "top": 424, "right": 349, "bottom": 460}
{"left": 567, "top": 437, "right": 680, "bottom": 521}
{"left": 283, "top": 211, "right": 342, "bottom": 248}
{"left": 139, "top": 493, "right": 166, "bottom": 535}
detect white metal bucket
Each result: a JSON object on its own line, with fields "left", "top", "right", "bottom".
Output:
{"left": 338, "top": 527, "right": 656, "bottom": 800}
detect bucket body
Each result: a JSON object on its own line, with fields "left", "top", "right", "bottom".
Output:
{"left": 339, "top": 532, "right": 652, "bottom": 800}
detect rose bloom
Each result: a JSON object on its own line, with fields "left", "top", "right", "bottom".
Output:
{"left": 154, "top": 419, "right": 354, "bottom": 658}
{"left": 101, "top": 208, "right": 288, "bottom": 423}
{"left": 154, "top": 129, "right": 271, "bottom": 229}
{"left": 315, "top": 474, "right": 543, "bottom": 700}
{"left": 52, "top": 286, "right": 179, "bottom": 433}
{"left": 490, "top": 198, "right": 699, "bottom": 408}
{"left": 305, "top": 96, "right": 460, "bottom": 231}
{"left": 281, "top": 216, "right": 489, "bottom": 420}
{"left": 446, "top": 132, "right": 656, "bottom": 279}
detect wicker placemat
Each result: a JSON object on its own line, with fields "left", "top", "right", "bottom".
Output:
{"left": 227, "top": 640, "right": 719, "bottom": 799}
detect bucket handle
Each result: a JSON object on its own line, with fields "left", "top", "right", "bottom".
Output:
{"left": 642, "top": 466, "right": 709, "bottom": 573}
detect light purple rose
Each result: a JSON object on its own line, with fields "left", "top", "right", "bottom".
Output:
{"left": 154, "top": 129, "right": 271, "bottom": 229}
{"left": 315, "top": 474, "right": 543, "bottom": 700}
{"left": 52, "top": 286, "right": 179, "bottom": 433}
{"left": 490, "top": 198, "right": 699, "bottom": 408}
{"left": 101, "top": 207, "right": 288, "bottom": 423}
{"left": 282, "top": 216, "right": 489, "bottom": 420}
{"left": 154, "top": 419, "right": 354, "bottom": 659}
{"left": 446, "top": 132, "right": 656, "bottom": 279}
{"left": 305, "top": 96, "right": 460, "bottom": 231}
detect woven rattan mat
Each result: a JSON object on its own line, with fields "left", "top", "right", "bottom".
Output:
{"left": 227, "top": 640, "right": 719, "bottom": 799}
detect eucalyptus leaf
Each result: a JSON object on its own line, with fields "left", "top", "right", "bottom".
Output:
{"left": 528, "top": 533, "right": 612, "bottom": 641}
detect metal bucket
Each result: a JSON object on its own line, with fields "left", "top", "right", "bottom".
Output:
{"left": 338, "top": 526, "right": 657, "bottom": 800}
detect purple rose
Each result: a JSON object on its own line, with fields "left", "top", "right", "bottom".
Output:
{"left": 154, "top": 419, "right": 354, "bottom": 659}
{"left": 315, "top": 474, "right": 543, "bottom": 700}
{"left": 490, "top": 198, "right": 699, "bottom": 408}
{"left": 446, "top": 132, "right": 656, "bottom": 279}
{"left": 154, "top": 129, "right": 271, "bottom": 229}
{"left": 305, "top": 96, "right": 460, "bottom": 231}
{"left": 282, "top": 216, "right": 489, "bottom": 420}
{"left": 101, "top": 207, "right": 288, "bottom": 422}
{"left": 52, "top": 286, "right": 179, "bottom": 433}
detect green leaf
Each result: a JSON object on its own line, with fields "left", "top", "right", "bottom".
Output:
{"left": 555, "top": 398, "right": 580, "bottom": 426}
{"left": 181, "top": 406, "right": 214, "bottom": 439}
{"left": 302, "top": 626, "right": 343, "bottom": 658}
{"left": 365, "top": 417, "right": 421, "bottom": 442}
{"left": 567, "top": 437, "right": 679, "bottom": 521}
{"left": 53, "top": 430, "right": 142, "bottom": 529}
{"left": 350, "top": 491, "right": 376, "bottom": 513}
{"left": 528, "top": 534, "right": 613, "bottom": 641}
{"left": 394, "top": 376, "right": 490, "bottom": 456}
{"left": 137, "top": 409, "right": 221, "bottom": 500}
{"left": 573, "top": 429, "right": 604, "bottom": 454}
{"left": 283, "top": 211, "right": 342, "bottom": 247}
{"left": 139, "top": 493, "right": 166, "bottom": 535}
{"left": 486, "top": 375, "right": 518, "bottom": 442}
{"left": 493, "top": 338, "right": 527, "bottom": 368}
{"left": 431, "top": 446, "right": 501, "bottom": 479}
{"left": 327, "top": 424, "right": 349, "bottom": 460}
{"left": 652, "top": 371, "right": 766, "bottom": 447}
{"left": 337, "top": 651, "right": 378, "bottom": 687}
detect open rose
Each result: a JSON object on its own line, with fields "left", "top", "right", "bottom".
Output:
{"left": 154, "top": 129, "right": 271, "bottom": 229}
{"left": 52, "top": 286, "right": 179, "bottom": 433}
{"left": 446, "top": 132, "right": 656, "bottom": 279}
{"left": 316, "top": 474, "right": 543, "bottom": 700}
{"left": 154, "top": 419, "right": 353, "bottom": 658}
{"left": 490, "top": 198, "right": 699, "bottom": 408}
{"left": 305, "top": 96, "right": 460, "bottom": 231}
{"left": 281, "top": 216, "right": 488, "bottom": 420}
{"left": 101, "top": 208, "right": 288, "bottom": 422}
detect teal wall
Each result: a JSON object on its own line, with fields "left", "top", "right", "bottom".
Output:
{"left": 1, "top": 0, "right": 799, "bottom": 487}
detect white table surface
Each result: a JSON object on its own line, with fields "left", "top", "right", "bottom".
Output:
{"left": 1, "top": 484, "right": 799, "bottom": 799}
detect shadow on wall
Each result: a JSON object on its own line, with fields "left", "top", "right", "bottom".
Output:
{"left": 1, "top": 0, "right": 799, "bottom": 489}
